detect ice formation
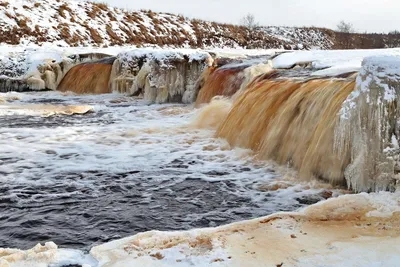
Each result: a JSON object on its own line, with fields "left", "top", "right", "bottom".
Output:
{"left": 335, "top": 56, "right": 400, "bottom": 192}
{"left": 109, "top": 49, "right": 213, "bottom": 103}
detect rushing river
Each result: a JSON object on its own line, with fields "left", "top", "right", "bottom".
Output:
{"left": 0, "top": 92, "right": 341, "bottom": 251}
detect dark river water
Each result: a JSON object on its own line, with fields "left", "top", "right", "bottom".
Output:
{"left": 0, "top": 92, "right": 336, "bottom": 251}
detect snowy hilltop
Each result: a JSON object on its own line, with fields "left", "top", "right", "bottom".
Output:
{"left": 0, "top": 0, "right": 398, "bottom": 50}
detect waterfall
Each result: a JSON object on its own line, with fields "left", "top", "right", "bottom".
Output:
{"left": 57, "top": 57, "right": 115, "bottom": 94}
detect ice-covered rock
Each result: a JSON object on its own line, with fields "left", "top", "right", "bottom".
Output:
{"left": 0, "top": 45, "right": 113, "bottom": 92}
{"left": 335, "top": 55, "right": 400, "bottom": 192}
{"left": 110, "top": 49, "right": 213, "bottom": 103}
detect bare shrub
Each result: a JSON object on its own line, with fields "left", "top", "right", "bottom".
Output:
{"left": 93, "top": 2, "right": 108, "bottom": 11}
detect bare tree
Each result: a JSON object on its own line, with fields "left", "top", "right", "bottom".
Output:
{"left": 336, "top": 20, "right": 356, "bottom": 49}
{"left": 336, "top": 20, "right": 355, "bottom": 33}
{"left": 240, "top": 14, "right": 259, "bottom": 31}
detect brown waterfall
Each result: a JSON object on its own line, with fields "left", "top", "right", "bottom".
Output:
{"left": 195, "top": 60, "right": 274, "bottom": 106}
{"left": 57, "top": 57, "right": 115, "bottom": 94}
{"left": 195, "top": 66, "right": 245, "bottom": 105}
{"left": 216, "top": 78, "right": 356, "bottom": 185}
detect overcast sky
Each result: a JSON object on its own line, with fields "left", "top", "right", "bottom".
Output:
{"left": 92, "top": 0, "right": 399, "bottom": 33}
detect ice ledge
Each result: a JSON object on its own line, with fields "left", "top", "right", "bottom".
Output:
{"left": 1, "top": 192, "right": 399, "bottom": 266}
{"left": 89, "top": 192, "right": 400, "bottom": 267}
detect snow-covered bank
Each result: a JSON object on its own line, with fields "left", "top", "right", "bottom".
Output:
{"left": 90, "top": 192, "right": 400, "bottom": 267}
{"left": 2, "top": 192, "right": 399, "bottom": 266}
{"left": 0, "top": 0, "right": 337, "bottom": 49}
{"left": 273, "top": 48, "right": 400, "bottom": 76}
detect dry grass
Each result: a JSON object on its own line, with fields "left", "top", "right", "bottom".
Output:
{"left": 87, "top": 27, "right": 103, "bottom": 44}
{"left": 0, "top": 0, "right": 394, "bottom": 49}
{"left": 5, "top": 11, "right": 13, "bottom": 19}
{"left": 93, "top": 2, "right": 108, "bottom": 11}
{"left": 16, "top": 18, "right": 28, "bottom": 28}
{"left": 87, "top": 5, "right": 102, "bottom": 19}
{"left": 106, "top": 25, "right": 122, "bottom": 44}
{"left": 58, "top": 3, "right": 72, "bottom": 19}
{"left": 59, "top": 24, "right": 71, "bottom": 40}
{"left": 107, "top": 11, "right": 116, "bottom": 21}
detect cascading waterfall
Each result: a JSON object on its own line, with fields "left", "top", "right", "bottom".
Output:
{"left": 203, "top": 56, "right": 400, "bottom": 192}
{"left": 195, "top": 61, "right": 273, "bottom": 105}
{"left": 56, "top": 50, "right": 212, "bottom": 100}
{"left": 26, "top": 53, "right": 113, "bottom": 92}
{"left": 216, "top": 78, "right": 356, "bottom": 185}
{"left": 57, "top": 57, "right": 116, "bottom": 94}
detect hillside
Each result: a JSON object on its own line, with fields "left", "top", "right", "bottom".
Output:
{"left": 0, "top": 0, "right": 399, "bottom": 50}
{"left": 0, "top": 0, "right": 331, "bottom": 49}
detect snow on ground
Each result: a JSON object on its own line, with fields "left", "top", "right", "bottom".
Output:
{"left": 117, "top": 48, "right": 213, "bottom": 69}
{"left": 0, "top": 0, "right": 335, "bottom": 49}
{"left": 355, "top": 55, "right": 400, "bottom": 103}
{"left": 273, "top": 48, "right": 400, "bottom": 76}
{"left": 263, "top": 26, "right": 333, "bottom": 50}
{"left": 339, "top": 55, "right": 400, "bottom": 126}
{"left": 0, "top": 44, "right": 131, "bottom": 79}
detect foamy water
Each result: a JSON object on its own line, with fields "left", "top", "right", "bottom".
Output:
{"left": 0, "top": 92, "right": 345, "bottom": 255}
